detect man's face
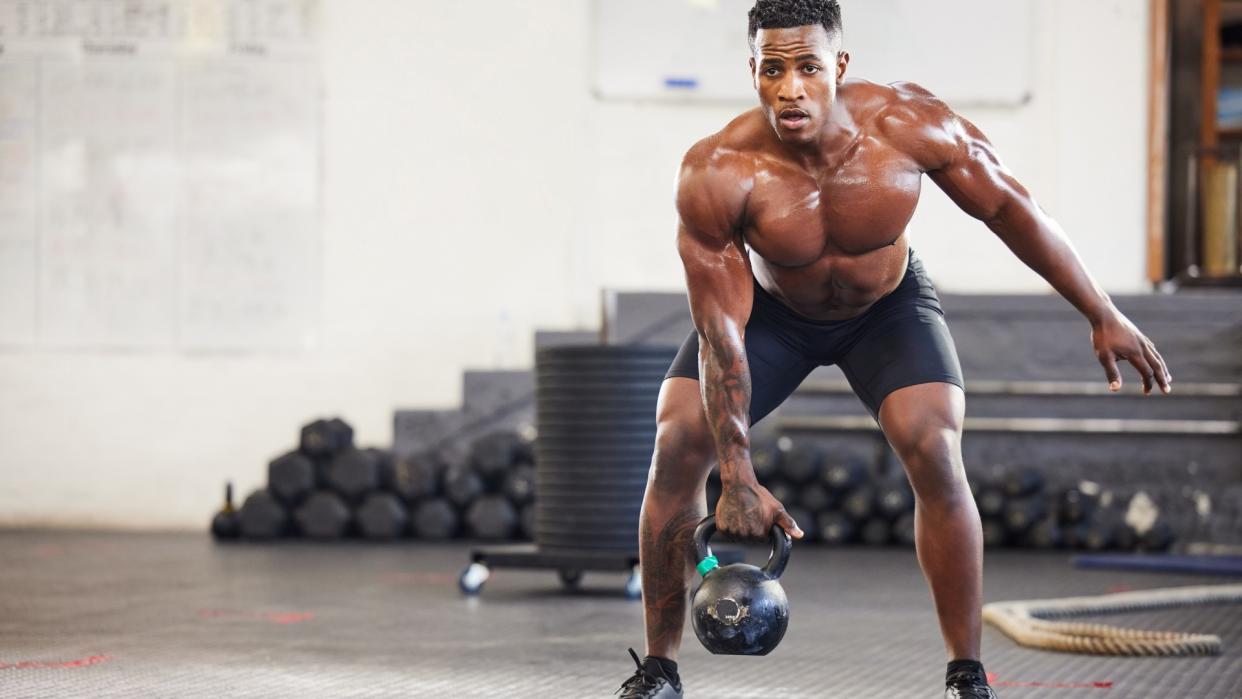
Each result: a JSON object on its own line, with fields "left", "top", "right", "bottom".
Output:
{"left": 750, "top": 25, "right": 847, "bottom": 143}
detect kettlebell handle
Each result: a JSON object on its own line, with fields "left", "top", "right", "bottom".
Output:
{"left": 693, "top": 515, "right": 792, "bottom": 579}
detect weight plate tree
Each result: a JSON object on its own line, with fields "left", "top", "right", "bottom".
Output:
{"left": 460, "top": 345, "right": 676, "bottom": 597}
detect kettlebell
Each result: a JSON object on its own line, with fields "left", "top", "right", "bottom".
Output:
{"left": 690, "top": 515, "right": 792, "bottom": 656}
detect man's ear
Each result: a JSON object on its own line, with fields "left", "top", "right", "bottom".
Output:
{"left": 749, "top": 56, "right": 758, "bottom": 90}
{"left": 836, "top": 51, "right": 850, "bottom": 84}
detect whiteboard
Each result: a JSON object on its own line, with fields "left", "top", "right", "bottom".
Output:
{"left": 0, "top": 0, "right": 321, "bottom": 351}
{"left": 593, "top": 0, "right": 1033, "bottom": 107}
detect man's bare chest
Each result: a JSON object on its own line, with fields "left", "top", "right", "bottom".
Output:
{"left": 742, "top": 145, "right": 924, "bottom": 266}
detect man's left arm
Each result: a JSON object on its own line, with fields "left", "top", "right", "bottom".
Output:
{"left": 884, "top": 82, "right": 1171, "bottom": 395}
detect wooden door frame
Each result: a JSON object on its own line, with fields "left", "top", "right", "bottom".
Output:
{"left": 1147, "top": 0, "right": 1172, "bottom": 283}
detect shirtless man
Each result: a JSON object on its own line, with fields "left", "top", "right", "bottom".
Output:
{"left": 613, "top": 1, "right": 1173, "bottom": 697}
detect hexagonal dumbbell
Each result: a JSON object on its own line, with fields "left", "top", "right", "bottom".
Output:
{"left": 295, "top": 491, "right": 351, "bottom": 540}
{"left": 325, "top": 448, "right": 380, "bottom": 503}
{"left": 239, "top": 490, "right": 290, "bottom": 540}
{"left": 299, "top": 417, "right": 354, "bottom": 459}
{"left": 268, "top": 451, "right": 316, "bottom": 506}
{"left": 393, "top": 452, "right": 444, "bottom": 502}
{"left": 356, "top": 492, "right": 409, "bottom": 540}
{"left": 412, "top": 498, "right": 459, "bottom": 540}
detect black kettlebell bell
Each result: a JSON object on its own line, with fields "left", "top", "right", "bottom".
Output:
{"left": 690, "top": 515, "right": 792, "bottom": 656}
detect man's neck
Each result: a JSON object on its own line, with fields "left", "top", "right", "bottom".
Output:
{"left": 777, "top": 102, "right": 859, "bottom": 173}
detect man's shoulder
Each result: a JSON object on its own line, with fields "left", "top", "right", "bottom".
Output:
{"left": 843, "top": 78, "right": 959, "bottom": 167}
{"left": 683, "top": 109, "right": 770, "bottom": 171}
{"left": 677, "top": 111, "right": 765, "bottom": 230}
{"left": 841, "top": 78, "right": 947, "bottom": 128}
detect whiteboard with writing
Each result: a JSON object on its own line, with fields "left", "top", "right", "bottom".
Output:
{"left": 594, "top": 0, "right": 1033, "bottom": 107}
{"left": 0, "top": 0, "right": 320, "bottom": 351}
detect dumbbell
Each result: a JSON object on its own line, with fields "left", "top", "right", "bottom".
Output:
{"left": 842, "top": 486, "right": 877, "bottom": 522}
{"left": 444, "top": 465, "right": 485, "bottom": 509}
{"left": 393, "top": 452, "right": 444, "bottom": 502}
{"left": 1003, "top": 496, "right": 1049, "bottom": 535}
{"left": 1003, "top": 467, "right": 1045, "bottom": 499}
{"left": 518, "top": 503, "right": 536, "bottom": 540}
{"left": 210, "top": 482, "right": 240, "bottom": 540}
{"left": 295, "top": 491, "right": 351, "bottom": 540}
{"left": 503, "top": 464, "right": 536, "bottom": 506}
{"left": 766, "top": 480, "right": 796, "bottom": 508}
{"left": 1058, "top": 485, "right": 1097, "bottom": 524}
{"left": 893, "top": 512, "right": 917, "bottom": 547}
{"left": 412, "top": 498, "right": 459, "bottom": 540}
{"left": 860, "top": 517, "right": 892, "bottom": 546}
{"left": 469, "top": 430, "right": 530, "bottom": 488}
{"left": 466, "top": 496, "right": 518, "bottom": 540}
{"left": 981, "top": 519, "right": 1008, "bottom": 548}
{"left": 817, "top": 511, "right": 856, "bottom": 545}
{"left": 300, "top": 417, "right": 354, "bottom": 458}
{"left": 1081, "top": 511, "right": 1138, "bottom": 552}
{"left": 821, "top": 459, "right": 867, "bottom": 494}
{"left": 975, "top": 487, "right": 1007, "bottom": 519}
{"left": 798, "top": 483, "right": 834, "bottom": 514}
{"left": 877, "top": 481, "right": 914, "bottom": 520}
{"left": 1023, "top": 515, "right": 1063, "bottom": 550}
{"left": 239, "top": 489, "right": 290, "bottom": 540}
{"left": 268, "top": 451, "right": 316, "bottom": 506}
{"left": 326, "top": 448, "right": 380, "bottom": 504}
{"left": 750, "top": 443, "right": 784, "bottom": 483}
{"left": 781, "top": 445, "right": 823, "bottom": 485}
{"left": 356, "top": 492, "right": 409, "bottom": 540}
{"left": 365, "top": 447, "right": 396, "bottom": 491}
{"left": 784, "top": 506, "right": 816, "bottom": 542}
{"left": 1139, "top": 520, "right": 1175, "bottom": 552}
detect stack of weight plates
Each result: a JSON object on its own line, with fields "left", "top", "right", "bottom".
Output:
{"left": 534, "top": 345, "right": 677, "bottom": 552}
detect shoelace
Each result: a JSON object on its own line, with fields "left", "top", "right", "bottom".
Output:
{"left": 615, "top": 648, "right": 666, "bottom": 697}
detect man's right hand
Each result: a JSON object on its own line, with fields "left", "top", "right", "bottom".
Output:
{"left": 715, "top": 479, "right": 805, "bottom": 540}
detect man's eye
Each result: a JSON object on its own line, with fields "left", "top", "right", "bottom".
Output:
{"left": 803, "top": 65, "right": 820, "bottom": 74}
{"left": 764, "top": 68, "right": 780, "bottom": 77}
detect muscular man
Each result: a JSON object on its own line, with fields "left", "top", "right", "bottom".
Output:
{"left": 614, "top": 1, "right": 1173, "bottom": 697}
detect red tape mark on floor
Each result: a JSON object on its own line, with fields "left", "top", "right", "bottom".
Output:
{"left": 0, "top": 654, "right": 113, "bottom": 670}
{"left": 988, "top": 672, "right": 1112, "bottom": 690}
{"left": 198, "top": 609, "right": 315, "bottom": 625}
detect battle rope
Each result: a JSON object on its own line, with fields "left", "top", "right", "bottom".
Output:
{"left": 982, "top": 584, "right": 1242, "bottom": 656}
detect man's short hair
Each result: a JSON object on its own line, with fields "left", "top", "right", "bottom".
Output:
{"left": 747, "top": 0, "right": 843, "bottom": 52}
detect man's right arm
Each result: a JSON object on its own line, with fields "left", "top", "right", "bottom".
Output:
{"left": 676, "top": 142, "right": 803, "bottom": 540}
{"left": 676, "top": 144, "right": 754, "bottom": 485}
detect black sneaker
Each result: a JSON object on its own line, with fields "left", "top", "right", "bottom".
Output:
{"left": 945, "top": 668, "right": 998, "bottom": 699}
{"left": 614, "top": 648, "right": 683, "bottom": 698}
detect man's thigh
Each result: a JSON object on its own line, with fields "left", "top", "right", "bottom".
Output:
{"left": 836, "top": 299, "right": 965, "bottom": 421}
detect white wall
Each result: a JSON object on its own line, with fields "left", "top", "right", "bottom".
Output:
{"left": 0, "top": 0, "right": 1151, "bottom": 529}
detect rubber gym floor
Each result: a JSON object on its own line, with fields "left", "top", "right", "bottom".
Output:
{"left": 1, "top": 531, "right": 1239, "bottom": 698}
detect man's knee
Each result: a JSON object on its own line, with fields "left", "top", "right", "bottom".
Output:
{"left": 648, "top": 415, "right": 715, "bottom": 496}
{"left": 892, "top": 425, "right": 969, "bottom": 508}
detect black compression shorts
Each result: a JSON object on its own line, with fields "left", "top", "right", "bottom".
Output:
{"left": 665, "top": 249, "right": 965, "bottom": 424}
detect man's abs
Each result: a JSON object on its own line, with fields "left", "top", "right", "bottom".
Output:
{"left": 748, "top": 239, "right": 912, "bottom": 322}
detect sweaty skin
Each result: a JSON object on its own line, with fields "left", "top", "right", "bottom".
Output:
{"left": 676, "top": 25, "right": 1173, "bottom": 538}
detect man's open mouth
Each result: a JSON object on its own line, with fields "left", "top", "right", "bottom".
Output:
{"left": 778, "top": 109, "right": 810, "bottom": 129}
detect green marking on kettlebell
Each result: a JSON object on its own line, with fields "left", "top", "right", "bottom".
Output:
{"left": 696, "top": 555, "right": 719, "bottom": 577}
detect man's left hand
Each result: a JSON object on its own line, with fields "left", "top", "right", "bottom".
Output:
{"left": 1091, "top": 310, "right": 1172, "bottom": 395}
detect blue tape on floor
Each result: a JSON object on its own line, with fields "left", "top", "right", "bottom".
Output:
{"left": 1072, "top": 554, "right": 1242, "bottom": 576}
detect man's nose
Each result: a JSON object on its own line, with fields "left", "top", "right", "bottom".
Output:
{"left": 777, "top": 74, "right": 805, "bottom": 102}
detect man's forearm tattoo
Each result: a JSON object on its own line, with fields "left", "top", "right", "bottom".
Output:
{"left": 700, "top": 320, "right": 752, "bottom": 472}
